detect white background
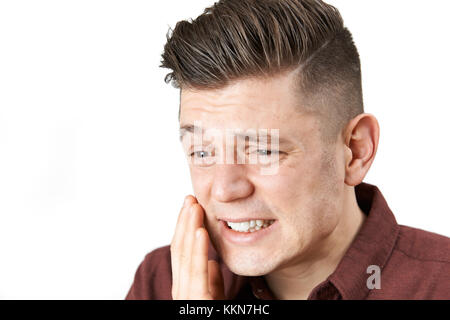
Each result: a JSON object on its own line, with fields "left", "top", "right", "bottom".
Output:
{"left": 0, "top": 0, "right": 449, "bottom": 299}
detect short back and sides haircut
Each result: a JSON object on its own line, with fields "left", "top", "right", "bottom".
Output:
{"left": 160, "top": 0, "right": 364, "bottom": 145}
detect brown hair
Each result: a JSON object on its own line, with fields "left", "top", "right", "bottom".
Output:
{"left": 161, "top": 0, "right": 364, "bottom": 145}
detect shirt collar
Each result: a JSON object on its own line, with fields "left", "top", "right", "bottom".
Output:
{"left": 246, "top": 182, "right": 400, "bottom": 300}
{"left": 327, "top": 182, "right": 400, "bottom": 299}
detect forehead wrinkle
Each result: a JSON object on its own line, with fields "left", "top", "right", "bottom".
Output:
{"left": 181, "top": 82, "right": 283, "bottom": 116}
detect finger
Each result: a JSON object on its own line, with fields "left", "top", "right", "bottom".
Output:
{"left": 171, "top": 195, "right": 197, "bottom": 248}
{"left": 178, "top": 203, "right": 205, "bottom": 298}
{"left": 190, "top": 228, "right": 210, "bottom": 298}
{"left": 208, "top": 260, "right": 226, "bottom": 299}
{"left": 170, "top": 195, "right": 197, "bottom": 298}
{"left": 171, "top": 196, "right": 195, "bottom": 298}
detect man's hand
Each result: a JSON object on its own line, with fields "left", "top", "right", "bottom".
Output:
{"left": 170, "top": 195, "right": 226, "bottom": 300}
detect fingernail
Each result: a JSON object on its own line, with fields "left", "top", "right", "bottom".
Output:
{"left": 196, "top": 229, "right": 202, "bottom": 238}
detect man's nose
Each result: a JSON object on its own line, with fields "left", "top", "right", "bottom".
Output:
{"left": 211, "top": 163, "right": 254, "bottom": 203}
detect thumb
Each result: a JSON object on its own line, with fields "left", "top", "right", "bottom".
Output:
{"left": 208, "top": 260, "right": 226, "bottom": 299}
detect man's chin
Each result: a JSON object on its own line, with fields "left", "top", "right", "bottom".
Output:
{"left": 220, "top": 250, "right": 277, "bottom": 277}
{"left": 210, "top": 234, "right": 279, "bottom": 276}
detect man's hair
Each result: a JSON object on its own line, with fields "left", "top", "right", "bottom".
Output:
{"left": 161, "top": 0, "right": 364, "bottom": 145}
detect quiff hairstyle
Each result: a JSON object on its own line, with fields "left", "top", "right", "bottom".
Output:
{"left": 161, "top": 0, "right": 364, "bottom": 145}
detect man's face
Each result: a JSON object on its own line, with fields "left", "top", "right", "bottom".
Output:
{"left": 179, "top": 69, "right": 347, "bottom": 276}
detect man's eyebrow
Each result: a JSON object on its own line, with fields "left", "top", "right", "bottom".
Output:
{"left": 180, "top": 124, "right": 258, "bottom": 142}
{"left": 179, "top": 124, "right": 291, "bottom": 144}
{"left": 179, "top": 124, "right": 197, "bottom": 141}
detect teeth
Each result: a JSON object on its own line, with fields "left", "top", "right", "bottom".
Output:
{"left": 240, "top": 221, "right": 249, "bottom": 232}
{"left": 226, "top": 219, "right": 274, "bottom": 233}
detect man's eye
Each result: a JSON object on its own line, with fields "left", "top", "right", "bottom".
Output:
{"left": 257, "top": 149, "right": 279, "bottom": 156}
{"left": 190, "top": 150, "right": 211, "bottom": 158}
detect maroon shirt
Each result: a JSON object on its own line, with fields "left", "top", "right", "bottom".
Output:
{"left": 125, "top": 182, "right": 450, "bottom": 300}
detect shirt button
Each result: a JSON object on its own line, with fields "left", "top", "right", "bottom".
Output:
{"left": 253, "top": 288, "right": 264, "bottom": 299}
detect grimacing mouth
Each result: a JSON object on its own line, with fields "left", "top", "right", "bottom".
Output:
{"left": 219, "top": 218, "right": 277, "bottom": 233}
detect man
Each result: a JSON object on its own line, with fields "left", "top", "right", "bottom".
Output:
{"left": 126, "top": 0, "right": 450, "bottom": 300}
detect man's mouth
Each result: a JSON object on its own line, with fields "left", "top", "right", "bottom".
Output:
{"left": 217, "top": 217, "right": 278, "bottom": 245}
{"left": 223, "top": 219, "right": 276, "bottom": 233}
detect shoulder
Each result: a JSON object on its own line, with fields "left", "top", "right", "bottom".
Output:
{"left": 368, "top": 225, "right": 450, "bottom": 299}
{"left": 395, "top": 225, "right": 450, "bottom": 263}
{"left": 390, "top": 225, "right": 450, "bottom": 298}
{"left": 125, "top": 245, "right": 173, "bottom": 300}
{"left": 143, "top": 245, "right": 172, "bottom": 264}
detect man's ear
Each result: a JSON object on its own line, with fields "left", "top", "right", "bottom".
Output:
{"left": 343, "top": 113, "right": 380, "bottom": 186}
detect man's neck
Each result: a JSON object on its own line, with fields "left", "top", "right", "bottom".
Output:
{"left": 264, "top": 192, "right": 366, "bottom": 300}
